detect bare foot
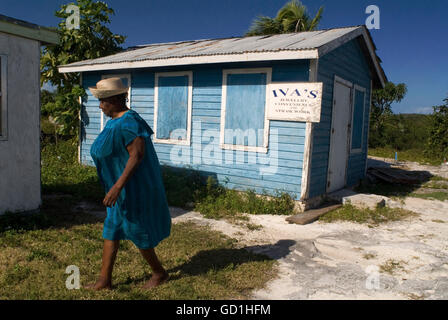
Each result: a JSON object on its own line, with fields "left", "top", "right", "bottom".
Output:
{"left": 83, "top": 277, "right": 112, "bottom": 290}
{"left": 142, "top": 271, "right": 169, "bottom": 289}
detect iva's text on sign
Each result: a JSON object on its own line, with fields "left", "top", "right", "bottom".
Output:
{"left": 267, "top": 82, "right": 323, "bottom": 123}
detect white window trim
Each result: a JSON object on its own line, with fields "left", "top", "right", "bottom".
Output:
{"left": 350, "top": 84, "right": 366, "bottom": 153}
{"left": 153, "top": 71, "right": 193, "bottom": 146}
{"left": 364, "top": 80, "right": 373, "bottom": 175}
{"left": 100, "top": 73, "right": 132, "bottom": 131}
{"left": 0, "top": 54, "right": 7, "bottom": 141}
{"left": 220, "top": 68, "right": 272, "bottom": 153}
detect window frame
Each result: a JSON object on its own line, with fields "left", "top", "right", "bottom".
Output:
{"left": 350, "top": 84, "right": 366, "bottom": 153}
{"left": 153, "top": 71, "right": 193, "bottom": 146}
{"left": 220, "top": 67, "right": 272, "bottom": 153}
{"left": 100, "top": 73, "right": 132, "bottom": 131}
{"left": 0, "top": 54, "right": 7, "bottom": 141}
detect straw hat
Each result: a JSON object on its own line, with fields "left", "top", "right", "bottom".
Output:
{"left": 88, "top": 77, "right": 129, "bottom": 99}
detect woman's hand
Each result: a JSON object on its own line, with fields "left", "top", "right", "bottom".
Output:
{"left": 103, "top": 184, "right": 122, "bottom": 207}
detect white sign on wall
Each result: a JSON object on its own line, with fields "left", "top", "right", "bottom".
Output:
{"left": 267, "top": 82, "right": 323, "bottom": 123}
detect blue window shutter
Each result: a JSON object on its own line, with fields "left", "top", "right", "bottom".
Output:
{"left": 224, "top": 73, "right": 266, "bottom": 147}
{"left": 157, "top": 75, "right": 189, "bottom": 139}
{"left": 351, "top": 89, "right": 365, "bottom": 150}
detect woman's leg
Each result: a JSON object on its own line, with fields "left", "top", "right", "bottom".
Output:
{"left": 139, "top": 247, "right": 169, "bottom": 288}
{"left": 84, "top": 239, "right": 120, "bottom": 290}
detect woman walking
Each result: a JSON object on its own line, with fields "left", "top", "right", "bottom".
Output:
{"left": 85, "top": 77, "right": 171, "bottom": 290}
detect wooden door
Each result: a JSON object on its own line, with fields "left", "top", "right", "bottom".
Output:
{"left": 327, "top": 77, "right": 352, "bottom": 193}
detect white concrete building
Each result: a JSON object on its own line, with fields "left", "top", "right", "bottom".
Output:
{"left": 0, "top": 14, "right": 58, "bottom": 214}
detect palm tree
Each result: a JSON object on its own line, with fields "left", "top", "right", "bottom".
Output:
{"left": 245, "top": 0, "right": 324, "bottom": 36}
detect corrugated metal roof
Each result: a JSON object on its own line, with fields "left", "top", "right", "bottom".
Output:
{"left": 59, "top": 25, "right": 386, "bottom": 88}
{"left": 61, "top": 26, "right": 360, "bottom": 68}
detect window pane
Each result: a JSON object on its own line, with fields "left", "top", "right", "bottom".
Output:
{"left": 156, "top": 75, "right": 189, "bottom": 140}
{"left": 224, "top": 73, "right": 266, "bottom": 147}
{"left": 351, "top": 89, "right": 365, "bottom": 150}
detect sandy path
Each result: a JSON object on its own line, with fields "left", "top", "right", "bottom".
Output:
{"left": 171, "top": 197, "right": 448, "bottom": 300}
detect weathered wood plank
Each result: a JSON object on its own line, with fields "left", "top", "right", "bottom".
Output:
{"left": 286, "top": 203, "right": 342, "bottom": 225}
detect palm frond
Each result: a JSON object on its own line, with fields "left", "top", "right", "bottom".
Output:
{"left": 244, "top": 0, "right": 324, "bottom": 36}
{"left": 245, "top": 15, "right": 282, "bottom": 36}
{"left": 308, "top": 6, "right": 324, "bottom": 31}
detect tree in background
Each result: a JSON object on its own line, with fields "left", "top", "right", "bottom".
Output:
{"left": 245, "top": 0, "right": 323, "bottom": 36}
{"left": 369, "top": 82, "right": 407, "bottom": 148}
{"left": 378, "top": 113, "right": 431, "bottom": 151}
{"left": 40, "top": 89, "right": 59, "bottom": 143}
{"left": 40, "top": 0, "right": 126, "bottom": 137}
{"left": 426, "top": 96, "right": 448, "bottom": 162}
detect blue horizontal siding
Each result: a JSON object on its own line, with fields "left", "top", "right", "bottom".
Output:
{"left": 309, "top": 39, "right": 372, "bottom": 198}
{"left": 81, "top": 60, "right": 309, "bottom": 200}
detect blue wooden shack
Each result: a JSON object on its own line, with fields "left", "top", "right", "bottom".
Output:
{"left": 59, "top": 26, "right": 386, "bottom": 210}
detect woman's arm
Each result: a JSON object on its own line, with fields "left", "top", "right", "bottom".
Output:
{"left": 103, "top": 136, "right": 145, "bottom": 207}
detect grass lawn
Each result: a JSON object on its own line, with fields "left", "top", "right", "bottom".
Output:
{"left": 368, "top": 147, "right": 443, "bottom": 166}
{"left": 0, "top": 196, "right": 277, "bottom": 300}
{"left": 409, "top": 191, "right": 448, "bottom": 201}
{"left": 0, "top": 137, "right": 278, "bottom": 299}
{"left": 319, "top": 204, "right": 417, "bottom": 226}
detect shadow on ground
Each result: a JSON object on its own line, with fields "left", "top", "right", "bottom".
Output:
{"left": 110, "top": 240, "right": 295, "bottom": 286}
{"left": 162, "top": 239, "right": 295, "bottom": 281}
{"left": 359, "top": 159, "right": 434, "bottom": 198}
{"left": 0, "top": 194, "right": 105, "bottom": 233}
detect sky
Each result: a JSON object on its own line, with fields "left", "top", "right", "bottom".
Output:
{"left": 1, "top": 0, "right": 447, "bottom": 114}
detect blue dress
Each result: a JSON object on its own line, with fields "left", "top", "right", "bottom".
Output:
{"left": 90, "top": 109, "right": 171, "bottom": 249}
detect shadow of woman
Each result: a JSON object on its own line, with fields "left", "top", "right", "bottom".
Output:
{"left": 166, "top": 239, "right": 296, "bottom": 281}
{"left": 111, "top": 239, "right": 297, "bottom": 287}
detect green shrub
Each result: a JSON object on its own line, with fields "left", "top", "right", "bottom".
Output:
{"left": 319, "top": 204, "right": 417, "bottom": 225}
{"left": 41, "top": 138, "right": 297, "bottom": 217}
{"left": 41, "top": 136, "right": 103, "bottom": 201}
{"left": 369, "top": 113, "right": 431, "bottom": 151}
{"left": 194, "top": 177, "right": 297, "bottom": 219}
{"left": 425, "top": 100, "right": 448, "bottom": 162}
{"left": 161, "top": 166, "right": 205, "bottom": 208}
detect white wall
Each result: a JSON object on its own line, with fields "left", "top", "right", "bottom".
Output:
{"left": 0, "top": 33, "right": 41, "bottom": 214}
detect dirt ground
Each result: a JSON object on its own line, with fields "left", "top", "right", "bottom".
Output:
{"left": 171, "top": 158, "right": 448, "bottom": 300}
{"left": 172, "top": 196, "right": 448, "bottom": 300}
